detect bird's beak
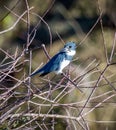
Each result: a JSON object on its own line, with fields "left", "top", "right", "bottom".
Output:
{"left": 65, "top": 48, "right": 71, "bottom": 52}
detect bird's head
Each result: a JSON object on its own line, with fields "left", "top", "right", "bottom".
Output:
{"left": 63, "top": 42, "right": 77, "bottom": 56}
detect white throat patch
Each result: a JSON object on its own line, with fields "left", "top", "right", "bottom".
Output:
{"left": 66, "top": 50, "right": 76, "bottom": 56}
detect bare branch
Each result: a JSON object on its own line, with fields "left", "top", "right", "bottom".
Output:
{"left": 0, "top": 7, "right": 34, "bottom": 35}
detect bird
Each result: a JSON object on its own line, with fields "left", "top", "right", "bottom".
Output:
{"left": 30, "top": 42, "right": 77, "bottom": 77}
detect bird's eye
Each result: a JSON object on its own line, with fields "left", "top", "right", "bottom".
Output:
{"left": 69, "top": 46, "right": 72, "bottom": 48}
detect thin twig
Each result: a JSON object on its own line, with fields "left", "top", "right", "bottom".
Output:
{"left": 41, "top": 44, "right": 51, "bottom": 60}
{"left": 62, "top": 72, "right": 83, "bottom": 93}
{"left": 109, "top": 32, "right": 116, "bottom": 63}
{"left": 0, "top": 7, "right": 34, "bottom": 34}
{"left": 97, "top": 0, "right": 109, "bottom": 64}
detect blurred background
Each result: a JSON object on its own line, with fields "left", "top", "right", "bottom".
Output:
{"left": 0, "top": 0, "right": 116, "bottom": 129}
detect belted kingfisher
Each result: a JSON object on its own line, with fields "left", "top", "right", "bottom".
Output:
{"left": 30, "top": 42, "right": 77, "bottom": 77}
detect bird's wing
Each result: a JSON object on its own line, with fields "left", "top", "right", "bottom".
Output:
{"left": 30, "top": 52, "right": 65, "bottom": 77}
{"left": 40, "top": 52, "right": 65, "bottom": 74}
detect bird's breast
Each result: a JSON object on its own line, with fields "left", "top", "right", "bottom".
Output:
{"left": 56, "top": 59, "right": 70, "bottom": 74}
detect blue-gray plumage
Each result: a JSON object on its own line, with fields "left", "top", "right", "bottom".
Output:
{"left": 30, "top": 42, "right": 77, "bottom": 77}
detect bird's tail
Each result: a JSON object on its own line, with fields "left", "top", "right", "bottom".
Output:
{"left": 30, "top": 69, "right": 43, "bottom": 77}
